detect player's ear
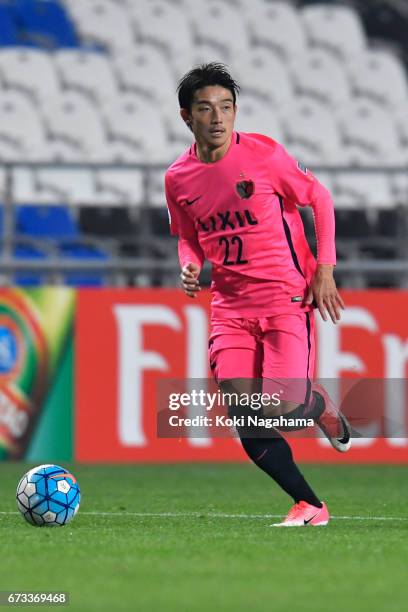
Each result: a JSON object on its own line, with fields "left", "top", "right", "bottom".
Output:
{"left": 180, "top": 108, "right": 193, "bottom": 131}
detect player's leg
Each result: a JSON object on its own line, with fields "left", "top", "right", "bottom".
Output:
{"left": 209, "top": 318, "right": 325, "bottom": 515}
{"left": 209, "top": 317, "right": 263, "bottom": 418}
{"left": 261, "top": 311, "right": 317, "bottom": 421}
{"left": 260, "top": 312, "right": 329, "bottom": 526}
{"left": 261, "top": 312, "right": 351, "bottom": 450}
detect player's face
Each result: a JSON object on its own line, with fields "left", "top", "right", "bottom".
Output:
{"left": 183, "top": 85, "right": 236, "bottom": 154}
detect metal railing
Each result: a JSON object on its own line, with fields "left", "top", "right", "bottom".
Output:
{"left": 1, "top": 162, "right": 408, "bottom": 287}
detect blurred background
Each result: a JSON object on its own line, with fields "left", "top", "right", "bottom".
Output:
{"left": 0, "top": 0, "right": 407, "bottom": 288}
{"left": 0, "top": 0, "right": 407, "bottom": 463}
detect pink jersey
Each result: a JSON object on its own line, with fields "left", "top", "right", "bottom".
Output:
{"left": 165, "top": 132, "right": 336, "bottom": 318}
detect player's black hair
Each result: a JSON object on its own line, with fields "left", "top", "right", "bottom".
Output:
{"left": 177, "top": 62, "right": 240, "bottom": 111}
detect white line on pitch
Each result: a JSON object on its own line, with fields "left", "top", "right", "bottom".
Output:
{"left": 1, "top": 510, "right": 407, "bottom": 521}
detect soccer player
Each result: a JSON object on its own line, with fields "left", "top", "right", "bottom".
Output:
{"left": 165, "top": 63, "right": 351, "bottom": 527}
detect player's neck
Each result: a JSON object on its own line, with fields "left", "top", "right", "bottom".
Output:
{"left": 196, "top": 134, "right": 233, "bottom": 163}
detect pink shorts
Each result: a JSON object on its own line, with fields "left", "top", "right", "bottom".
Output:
{"left": 208, "top": 313, "right": 315, "bottom": 404}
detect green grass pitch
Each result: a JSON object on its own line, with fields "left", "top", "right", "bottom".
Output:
{"left": 1, "top": 463, "right": 407, "bottom": 612}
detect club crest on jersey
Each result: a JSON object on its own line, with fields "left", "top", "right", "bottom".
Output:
{"left": 236, "top": 180, "right": 255, "bottom": 199}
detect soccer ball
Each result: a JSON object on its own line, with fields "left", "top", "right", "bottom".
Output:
{"left": 16, "top": 464, "right": 80, "bottom": 527}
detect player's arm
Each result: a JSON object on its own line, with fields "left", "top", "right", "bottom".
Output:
{"left": 271, "top": 144, "right": 345, "bottom": 323}
{"left": 308, "top": 263, "right": 344, "bottom": 323}
{"left": 165, "top": 173, "right": 204, "bottom": 298}
{"left": 178, "top": 238, "right": 203, "bottom": 298}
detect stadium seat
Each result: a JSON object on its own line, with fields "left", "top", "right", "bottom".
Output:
{"left": 298, "top": 206, "right": 315, "bottom": 240}
{"left": 12, "top": 167, "right": 73, "bottom": 204}
{"left": 14, "top": 0, "right": 79, "bottom": 48}
{"left": 14, "top": 166, "right": 139, "bottom": 206}
{"left": 16, "top": 204, "right": 111, "bottom": 286}
{"left": 59, "top": 242, "right": 109, "bottom": 287}
{"left": 42, "top": 91, "right": 110, "bottom": 162}
{"left": 101, "top": 93, "right": 170, "bottom": 163}
{"left": 0, "top": 5, "right": 19, "bottom": 45}
{"left": 130, "top": 0, "right": 193, "bottom": 61}
{"left": 0, "top": 91, "right": 49, "bottom": 161}
{"left": 12, "top": 168, "right": 40, "bottom": 204}
{"left": 334, "top": 210, "right": 373, "bottom": 238}
{"left": 336, "top": 100, "right": 404, "bottom": 166}
{"left": 390, "top": 172, "right": 408, "bottom": 206}
{"left": 143, "top": 210, "right": 172, "bottom": 242}
{"left": 358, "top": 0, "right": 408, "bottom": 68}
{"left": 244, "top": 0, "right": 308, "bottom": 62}
{"left": 374, "top": 209, "right": 401, "bottom": 237}
{"left": 16, "top": 200, "right": 113, "bottom": 286}
{"left": 105, "top": 141, "right": 147, "bottom": 165}
{"left": 161, "top": 97, "right": 195, "bottom": 151}
{"left": 0, "top": 135, "right": 24, "bottom": 162}
{"left": 79, "top": 207, "right": 138, "bottom": 237}
{"left": 47, "top": 140, "right": 94, "bottom": 163}
{"left": 32, "top": 168, "right": 99, "bottom": 205}
{"left": 312, "top": 170, "right": 333, "bottom": 195}
{"left": 301, "top": 4, "right": 367, "bottom": 59}
{"left": 0, "top": 170, "right": 5, "bottom": 204}
{"left": 147, "top": 168, "right": 166, "bottom": 208}
{"left": 282, "top": 142, "right": 326, "bottom": 168}
{"left": 54, "top": 49, "right": 119, "bottom": 103}
{"left": 332, "top": 172, "right": 393, "bottom": 209}
{"left": 232, "top": 48, "right": 293, "bottom": 108}
{"left": 94, "top": 169, "right": 144, "bottom": 206}
{"left": 173, "top": 41, "right": 230, "bottom": 81}
{"left": 13, "top": 241, "right": 49, "bottom": 287}
{"left": 187, "top": 0, "right": 251, "bottom": 61}
{"left": 234, "top": 93, "right": 284, "bottom": 143}
{"left": 0, "top": 0, "right": 406, "bottom": 291}
{"left": 281, "top": 98, "right": 344, "bottom": 166}
{"left": 12, "top": 167, "right": 143, "bottom": 206}
{"left": 63, "top": 0, "right": 134, "bottom": 53}
{"left": 288, "top": 48, "right": 351, "bottom": 109}
{"left": 0, "top": 48, "right": 60, "bottom": 106}
{"left": 394, "top": 104, "right": 408, "bottom": 149}
{"left": 113, "top": 44, "right": 175, "bottom": 106}
{"left": 345, "top": 49, "right": 408, "bottom": 110}
{"left": 16, "top": 205, "right": 79, "bottom": 239}
{"left": 165, "top": 140, "right": 197, "bottom": 165}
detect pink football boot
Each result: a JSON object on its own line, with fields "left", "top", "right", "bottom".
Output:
{"left": 271, "top": 501, "right": 330, "bottom": 527}
{"left": 314, "top": 385, "right": 352, "bottom": 452}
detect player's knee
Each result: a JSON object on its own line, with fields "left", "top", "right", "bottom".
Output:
{"left": 227, "top": 403, "right": 252, "bottom": 420}
{"left": 263, "top": 399, "right": 299, "bottom": 417}
{"left": 219, "top": 377, "right": 261, "bottom": 398}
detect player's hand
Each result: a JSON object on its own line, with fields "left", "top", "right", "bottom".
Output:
{"left": 180, "top": 262, "right": 201, "bottom": 298}
{"left": 305, "top": 264, "right": 345, "bottom": 323}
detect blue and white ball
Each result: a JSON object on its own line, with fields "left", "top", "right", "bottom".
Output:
{"left": 16, "top": 464, "right": 80, "bottom": 527}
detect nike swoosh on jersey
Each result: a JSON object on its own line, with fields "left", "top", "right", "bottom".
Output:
{"left": 185, "top": 195, "right": 202, "bottom": 206}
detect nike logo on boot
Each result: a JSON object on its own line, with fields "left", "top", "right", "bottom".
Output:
{"left": 304, "top": 511, "right": 320, "bottom": 525}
